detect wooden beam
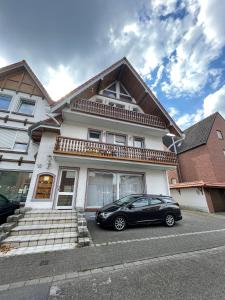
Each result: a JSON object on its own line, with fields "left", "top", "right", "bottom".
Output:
{"left": 117, "top": 64, "right": 125, "bottom": 81}
{"left": 96, "top": 78, "right": 104, "bottom": 94}
{"left": 16, "top": 72, "right": 25, "bottom": 93}
{"left": 137, "top": 91, "right": 148, "bottom": 105}
{"left": 1, "top": 76, "right": 8, "bottom": 91}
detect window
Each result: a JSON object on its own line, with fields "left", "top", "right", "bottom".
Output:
{"left": 13, "top": 142, "right": 27, "bottom": 152}
{"left": 106, "top": 133, "right": 126, "bottom": 145}
{"left": 216, "top": 130, "right": 223, "bottom": 140}
{"left": 133, "top": 137, "right": 144, "bottom": 148}
{"left": 102, "top": 81, "right": 132, "bottom": 102}
{"left": 88, "top": 129, "right": 101, "bottom": 142}
{"left": 150, "top": 198, "right": 162, "bottom": 205}
{"left": 0, "top": 171, "right": 32, "bottom": 202}
{"left": 108, "top": 102, "right": 125, "bottom": 109}
{"left": 17, "top": 99, "right": 35, "bottom": 115}
{"left": 0, "top": 95, "right": 12, "bottom": 111}
{"left": 35, "top": 174, "right": 54, "bottom": 199}
{"left": 95, "top": 99, "right": 103, "bottom": 104}
{"left": 171, "top": 178, "right": 177, "bottom": 184}
{"left": 223, "top": 150, "right": 225, "bottom": 156}
{"left": 132, "top": 107, "right": 139, "bottom": 112}
{"left": 132, "top": 197, "right": 149, "bottom": 208}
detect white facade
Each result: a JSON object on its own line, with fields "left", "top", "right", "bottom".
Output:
{"left": 26, "top": 81, "right": 176, "bottom": 211}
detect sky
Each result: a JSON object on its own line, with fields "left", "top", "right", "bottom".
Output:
{"left": 0, "top": 0, "right": 225, "bottom": 130}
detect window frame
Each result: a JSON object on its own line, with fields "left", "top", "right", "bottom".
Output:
{"left": 0, "top": 94, "right": 12, "bottom": 112}
{"left": 13, "top": 142, "right": 28, "bottom": 152}
{"left": 33, "top": 173, "right": 55, "bottom": 200}
{"left": 149, "top": 197, "right": 163, "bottom": 205}
{"left": 216, "top": 130, "right": 223, "bottom": 140}
{"left": 133, "top": 136, "right": 145, "bottom": 148}
{"left": 88, "top": 129, "right": 102, "bottom": 142}
{"left": 16, "top": 98, "right": 36, "bottom": 116}
{"left": 106, "top": 132, "right": 127, "bottom": 146}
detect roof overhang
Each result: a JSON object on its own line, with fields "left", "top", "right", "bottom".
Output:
{"left": 51, "top": 57, "right": 182, "bottom": 137}
{"left": 170, "top": 181, "right": 225, "bottom": 189}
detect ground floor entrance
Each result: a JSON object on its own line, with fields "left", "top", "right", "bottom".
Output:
{"left": 86, "top": 170, "right": 145, "bottom": 209}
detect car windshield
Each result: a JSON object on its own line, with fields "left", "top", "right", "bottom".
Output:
{"left": 114, "top": 195, "right": 141, "bottom": 206}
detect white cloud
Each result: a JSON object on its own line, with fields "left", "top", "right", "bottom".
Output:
{"left": 176, "top": 109, "right": 204, "bottom": 129}
{"left": 44, "top": 65, "right": 77, "bottom": 100}
{"left": 0, "top": 56, "right": 8, "bottom": 68}
{"left": 203, "top": 84, "right": 225, "bottom": 118}
{"left": 168, "top": 106, "right": 179, "bottom": 118}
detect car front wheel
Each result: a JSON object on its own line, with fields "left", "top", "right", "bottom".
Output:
{"left": 113, "top": 216, "right": 126, "bottom": 231}
{"left": 165, "top": 214, "right": 175, "bottom": 227}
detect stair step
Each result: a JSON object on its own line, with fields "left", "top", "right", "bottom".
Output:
{"left": 11, "top": 223, "right": 77, "bottom": 236}
{"left": 0, "top": 243, "right": 77, "bottom": 257}
{"left": 19, "top": 216, "right": 77, "bottom": 225}
{"left": 3, "top": 232, "right": 78, "bottom": 247}
{"left": 25, "top": 210, "right": 77, "bottom": 218}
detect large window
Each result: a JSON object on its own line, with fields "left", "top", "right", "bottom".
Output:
{"left": 106, "top": 132, "right": 126, "bottom": 145}
{"left": 35, "top": 174, "right": 54, "bottom": 199}
{"left": 0, "top": 171, "right": 32, "bottom": 202}
{"left": 17, "top": 99, "right": 35, "bottom": 115}
{"left": 0, "top": 95, "right": 12, "bottom": 111}
{"left": 102, "top": 81, "right": 132, "bottom": 102}
{"left": 86, "top": 171, "right": 144, "bottom": 208}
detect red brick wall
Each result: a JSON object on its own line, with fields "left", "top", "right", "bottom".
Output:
{"left": 167, "top": 169, "right": 179, "bottom": 184}
{"left": 178, "top": 114, "right": 225, "bottom": 183}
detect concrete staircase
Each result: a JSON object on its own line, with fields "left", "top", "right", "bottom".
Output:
{"left": 0, "top": 209, "right": 89, "bottom": 256}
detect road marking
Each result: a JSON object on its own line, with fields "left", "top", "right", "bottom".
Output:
{"left": 94, "top": 228, "right": 225, "bottom": 246}
{"left": 1, "top": 244, "right": 225, "bottom": 292}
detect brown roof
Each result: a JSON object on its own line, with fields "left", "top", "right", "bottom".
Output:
{"left": 170, "top": 181, "right": 225, "bottom": 189}
{"left": 0, "top": 60, "right": 53, "bottom": 104}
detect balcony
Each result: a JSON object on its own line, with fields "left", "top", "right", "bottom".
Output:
{"left": 54, "top": 136, "right": 177, "bottom": 166}
{"left": 71, "top": 99, "right": 166, "bottom": 129}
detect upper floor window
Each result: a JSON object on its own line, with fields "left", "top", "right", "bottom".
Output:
{"left": 0, "top": 95, "right": 12, "bottom": 111}
{"left": 88, "top": 129, "right": 101, "bottom": 142}
{"left": 102, "top": 81, "right": 132, "bottom": 102}
{"left": 216, "top": 130, "right": 223, "bottom": 140}
{"left": 17, "top": 99, "right": 35, "bottom": 116}
{"left": 106, "top": 132, "right": 126, "bottom": 145}
{"left": 108, "top": 102, "right": 125, "bottom": 109}
{"left": 133, "top": 137, "right": 144, "bottom": 148}
{"left": 0, "top": 128, "right": 29, "bottom": 151}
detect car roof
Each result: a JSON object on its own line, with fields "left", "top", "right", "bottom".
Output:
{"left": 129, "top": 194, "right": 172, "bottom": 198}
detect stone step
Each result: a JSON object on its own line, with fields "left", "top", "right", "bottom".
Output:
{"left": 19, "top": 216, "right": 77, "bottom": 225}
{"left": 24, "top": 210, "right": 77, "bottom": 218}
{"left": 0, "top": 243, "right": 77, "bottom": 257}
{"left": 2, "top": 232, "right": 78, "bottom": 248}
{"left": 11, "top": 223, "right": 77, "bottom": 236}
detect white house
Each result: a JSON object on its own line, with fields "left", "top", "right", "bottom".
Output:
{"left": 0, "top": 61, "right": 52, "bottom": 202}
{"left": 25, "top": 58, "right": 181, "bottom": 211}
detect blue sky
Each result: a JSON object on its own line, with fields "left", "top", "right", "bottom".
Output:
{"left": 0, "top": 0, "right": 224, "bottom": 129}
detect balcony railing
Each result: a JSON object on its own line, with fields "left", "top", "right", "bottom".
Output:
{"left": 71, "top": 99, "right": 166, "bottom": 129}
{"left": 54, "top": 136, "right": 177, "bottom": 166}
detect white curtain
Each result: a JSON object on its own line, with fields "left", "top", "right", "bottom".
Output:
{"left": 119, "top": 175, "right": 144, "bottom": 198}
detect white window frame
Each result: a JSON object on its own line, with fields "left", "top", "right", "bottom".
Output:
{"left": 0, "top": 94, "right": 12, "bottom": 112}
{"left": 88, "top": 129, "right": 102, "bottom": 142}
{"left": 216, "top": 130, "right": 223, "bottom": 140}
{"left": 16, "top": 98, "right": 36, "bottom": 116}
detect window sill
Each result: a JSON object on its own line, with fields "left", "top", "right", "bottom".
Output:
{"left": 0, "top": 149, "right": 28, "bottom": 154}
{"left": 31, "top": 198, "right": 52, "bottom": 202}
{"left": 11, "top": 111, "right": 34, "bottom": 117}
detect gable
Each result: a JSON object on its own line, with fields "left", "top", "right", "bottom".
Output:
{"left": 0, "top": 60, "right": 52, "bottom": 104}
{"left": 52, "top": 57, "right": 182, "bottom": 136}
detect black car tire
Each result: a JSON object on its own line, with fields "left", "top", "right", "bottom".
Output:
{"left": 164, "top": 214, "right": 175, "bottom": 227}
{"left": 113, "top": 216, "right": 126, "bottom": 231}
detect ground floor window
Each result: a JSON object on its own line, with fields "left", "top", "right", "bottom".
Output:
{"left": 35, "top": 174, "right": 54, "bottom": 199}
{"left": 86, "top": 170, "right": 144, "bottom": 208}
{"left": 0, "top": 171, "right": 32, "bottom": 202}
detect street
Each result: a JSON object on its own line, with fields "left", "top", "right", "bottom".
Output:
{"left": 1, "top": 210, "right": 225, "bottom": 299}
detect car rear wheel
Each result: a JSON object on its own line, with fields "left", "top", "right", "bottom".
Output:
{"left": 165, "top": 214, "right": 175, "bottom": 227}
{"left": 113, "top": 216, "right": 126, "bottom": 231}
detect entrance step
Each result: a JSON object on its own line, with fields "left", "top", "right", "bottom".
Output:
{"left": 2, "top": 231, "right": 78, "bottom": 247}
{"left": 0, "top": 243, "right": 76, "bottom": 257}
{"left": 25, "top": 210, "right": 76, "bottom": 218}
{"left": 11, "top": 223, "right": 77, "bottom": 236}
{"left": 19, "top": 215, "right": 77, "bottom": 225}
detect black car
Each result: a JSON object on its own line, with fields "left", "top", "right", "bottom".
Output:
{"left": 96, "top": 194, "right": 182, "bottom": 231}
{"left": 0, "top": 194, "right": 20, "bottom": 224}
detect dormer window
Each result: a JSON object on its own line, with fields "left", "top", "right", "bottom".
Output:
{"left": 102, "top": 81, "right": 132, "bottom": 102}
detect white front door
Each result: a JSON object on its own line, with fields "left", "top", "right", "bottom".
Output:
{"left": 56, "top": 169, "right": 77, "bottom": 209}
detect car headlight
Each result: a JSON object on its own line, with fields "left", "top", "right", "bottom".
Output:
{"left": 101, "top": 212, "right": 113, "bottom": 219}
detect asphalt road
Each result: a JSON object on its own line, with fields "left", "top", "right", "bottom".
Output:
{"left": 1, "top": 210, "right": 225, "bottom": 299}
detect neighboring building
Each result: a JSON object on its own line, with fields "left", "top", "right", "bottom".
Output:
{"left": 163, "top": 113, "right": 225, "bottom": 212}
{"left": 26, "top": 57, "right": 181, "bottom": 211}
{"left": 0, "top": 61, "right": 52, "bottom": 202}
{"left": 164, "top": 112, "right": 225, "bottom": 184}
